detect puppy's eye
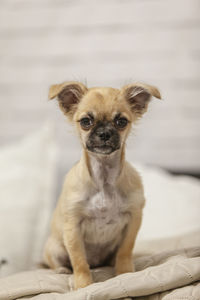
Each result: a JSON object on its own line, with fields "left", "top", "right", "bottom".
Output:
{"left": 114, "top": 117, "right": 128, "bottom": 129}
{"left": 80, "top": 117, "right": 93, "bottom": 129}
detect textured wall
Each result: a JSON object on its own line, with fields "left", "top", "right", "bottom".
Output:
{"left": 0, "top": 0, "right": 200, "bottom": 174}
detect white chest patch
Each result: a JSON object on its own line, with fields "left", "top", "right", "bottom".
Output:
{"left": 81, "top": 186, "right": 130, "bottom": 246}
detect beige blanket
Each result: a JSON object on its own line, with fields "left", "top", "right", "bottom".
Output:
{"left": 1, "top": 232, "right": 200, "bottom": 300}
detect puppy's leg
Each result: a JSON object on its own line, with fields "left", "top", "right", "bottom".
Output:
{"left": 43, "top": 236, "right": 71, "bottom": 274}
{"left": 63, "top": 221, "right": 93, "bottom": 289}
{"left": 115, "top": 210, "right": 142, "bottom": 275}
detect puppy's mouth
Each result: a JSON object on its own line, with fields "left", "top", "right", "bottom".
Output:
{"left": 86, "top": 143, "right": 120, "bottom": 155}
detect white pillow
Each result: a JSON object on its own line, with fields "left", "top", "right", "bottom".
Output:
{"left": 0, "top": 124, "right": 57, "bottom": 277}
{"left": 134, "top": 163, "right": 200, "bottom": 240}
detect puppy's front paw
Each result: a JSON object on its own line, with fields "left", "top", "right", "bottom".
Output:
{"left": 74, "top": 271, "right": 93, "bottom": 289}
{"left": 115, "top": 257, "right": 135, "bottom": 275}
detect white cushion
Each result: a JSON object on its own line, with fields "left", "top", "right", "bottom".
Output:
{"left": 134, "top": 163, "right": 200, "bottom": 240}
{"left": 0, "top": 124, "right": 57, "bottom": 277}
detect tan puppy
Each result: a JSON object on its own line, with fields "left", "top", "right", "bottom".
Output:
{"left": 43, "top": 81, "right": 161, "bottom": 289}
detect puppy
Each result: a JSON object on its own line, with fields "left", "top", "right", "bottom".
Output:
{"left": 43, "top": 81, "right": 161, "bottom": 289}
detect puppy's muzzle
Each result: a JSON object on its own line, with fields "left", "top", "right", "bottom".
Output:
{"left": 86, "top": 122, "right": 120, "bottom": 155}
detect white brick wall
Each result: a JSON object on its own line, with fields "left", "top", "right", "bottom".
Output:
{"left": 0, "top": 0, "right": 200, "bottom": 173}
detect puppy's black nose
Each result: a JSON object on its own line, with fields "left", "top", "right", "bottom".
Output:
{"left": 98, "top": 130, "right": 112, "bottom": 141}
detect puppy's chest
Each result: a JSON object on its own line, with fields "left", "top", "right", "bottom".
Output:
{"left": 87, "top": 188, "right": 124, "bottom": 220}
{"left": 82, "top": 186, "right": 129, "bottom": 244}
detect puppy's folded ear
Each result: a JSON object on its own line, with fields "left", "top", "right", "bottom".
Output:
{"left": 49, "top": 81, "right": 88, "bottom": 120}
{"left": 122, "top": 83, "right": 161, "bottom": 118}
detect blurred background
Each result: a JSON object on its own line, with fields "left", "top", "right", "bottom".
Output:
{"left": 1, "top": 1, "right": 200, "bottom": 278}
{"left": 0, "top": 0, "right": 200, "bottom": 179}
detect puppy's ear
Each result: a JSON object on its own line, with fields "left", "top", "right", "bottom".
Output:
{"left": 122, "top": 83, "right": 161, "bottom": 118}
{"left": 49, "top": 81, "right": 88, "bottom": 120}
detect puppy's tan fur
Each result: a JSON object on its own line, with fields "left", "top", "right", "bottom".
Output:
{"left": 43, "top": 82, "right": 161, "bottom": 289}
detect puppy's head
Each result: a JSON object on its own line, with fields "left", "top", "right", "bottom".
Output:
{"left": 49, "top": 81, "right": 161, "bottom": 155}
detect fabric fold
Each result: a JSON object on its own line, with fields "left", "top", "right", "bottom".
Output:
{"left": 0, "top": 247, "right": 199, "bottom": 300}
